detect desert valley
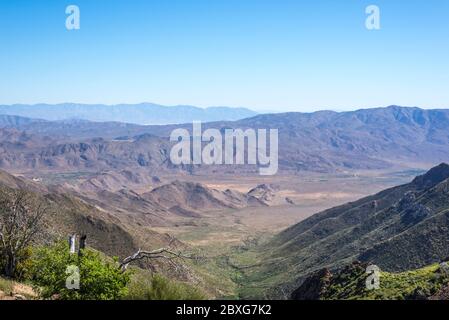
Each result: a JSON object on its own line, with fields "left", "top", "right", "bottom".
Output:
{"left": 2, "top": 104, "right": 449, "bottom": 300}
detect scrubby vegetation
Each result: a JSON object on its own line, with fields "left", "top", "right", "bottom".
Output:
{"left": 370, "top": 264, "right": 448, "bottom": 300}
{"left": 243, "top": 164, "right": 449, "bottom": 299}
{"left": 125, "top": 271, "right": 205, "bottom": 300}
{"left": 1, "top": 240, "right": 207, "bottom": 300}
{"left": 0, "top": 277, "right": 14, "bottom": 294}
{"left": 292, "top": 261, "right": 449, "bottom": 300}
{"left": 30, "top": 241, "right": 130, "bottom": 300}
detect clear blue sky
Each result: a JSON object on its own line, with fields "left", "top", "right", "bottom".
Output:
{"left": 1, "top": 0, "right": 448, "bottom": 112}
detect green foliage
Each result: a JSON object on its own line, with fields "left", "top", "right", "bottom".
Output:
{"left": 0, "top": 277, "right": 14, "bottom": 293}
{"left": 323, "top": 263, "right": 449, "bottom": 300}
{"left": 14, "top": 247, "right": 34, "bottom": 281}
{"left": 369, "top": 264, "right": 445, "bottom": 300}
{"left": 30, "top": 241, "right": 130, "bottom": 300}
{"left": 0, "top": 247, "right": 33, "bottom": 280}
{"left": 125, "top": 272, "right": 206, "bottom": 300}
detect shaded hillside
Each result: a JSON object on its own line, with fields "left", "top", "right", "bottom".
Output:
{"left": 0, "top": 170, "right": 177, "bottom": 258}
{"left": 74, "top": 188, "right": 175, "bottom": 227}
{"left": 292, "top": 261, "right": 449, "bottom": 300}
{"left": 240, "top": 163, "right": 449, "bottom": 298}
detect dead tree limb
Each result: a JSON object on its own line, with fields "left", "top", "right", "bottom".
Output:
{"left": 0, "top": 189, "right": 48, "bottom": 277}
{"left": 119, "top": 247, "right": 199, "bottom": 272}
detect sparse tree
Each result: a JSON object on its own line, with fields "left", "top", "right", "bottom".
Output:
{"left": 0, "top": 189, "right": 48, "bottom": 278}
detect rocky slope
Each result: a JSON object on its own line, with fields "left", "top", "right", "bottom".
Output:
{"left": 240, "top": 163, "right": 449, "bottom": 298}
{"left": 0, "top": 169, "right": 177, "bottom": 259}
{"left": 291, "top": 260, "right": 449, "bottom": 300}
{"left": 143, "top": 180, "right": 266, "bottom": 212}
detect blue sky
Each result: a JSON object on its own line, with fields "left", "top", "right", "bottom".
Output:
{"left": 0, "top": 0, "right": 448, "bottom": 112}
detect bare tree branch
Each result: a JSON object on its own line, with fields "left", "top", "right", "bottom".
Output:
{"left": 0, "top": 189, "right": 48, "bottom": 277}
{"left": 119, "top": 246, "right": 199, "bottom": 272}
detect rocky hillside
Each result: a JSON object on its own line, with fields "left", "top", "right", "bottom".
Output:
{"left": 240, "top": 163, "right": 449, "bottom": 298}
{"left": 143, "top": 180, "right": 267, "bottom": 212}
{"left": 291, "top": 260, "right": 449, "bottom": 300}
{"left": 0, "top": 130, "right": 176, "bottom": 174}
{"left": 1, "top": 106, "right": 449, "bottom": 174}
{"left": 0, "top": 169, "right": 177, "bottom": 259}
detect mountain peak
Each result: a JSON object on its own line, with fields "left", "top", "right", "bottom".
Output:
{"left": 412, "top": 163, "right": 449, "bottom": 189}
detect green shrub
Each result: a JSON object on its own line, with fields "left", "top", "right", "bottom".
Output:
{"left": 14, "top": 247, "right": 34, "bottom": 281}
{"left": 0, "top": 247, "right": 33, "bottom": 280}
{"left": 0, "top": 277, "right": 14, "bottom": 294}
{"left": 30, "top": 241, "right": 130, "bottom": 300}
{"left": 125, "top": 273, "right": 206, "bottom": 300}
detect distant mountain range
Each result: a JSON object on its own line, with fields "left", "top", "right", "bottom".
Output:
{"left": 1, "top": 106, "right": 449, "bottom": 174}
{"left": 0, "top": 103, "right": 257, "bottom": 125}
{"left": 242, "top": 163, "right": 449, "bottom": 298}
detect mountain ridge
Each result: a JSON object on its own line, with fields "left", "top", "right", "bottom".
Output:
{"left": 0, "top": 103, "right": 257, "bottom": 125}
{"left": 2, "top": 105, "right": 449, "bottom": 174}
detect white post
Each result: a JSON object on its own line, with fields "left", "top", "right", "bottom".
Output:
{"left": 69, "top": 234, "right": 76, "bottom": 254}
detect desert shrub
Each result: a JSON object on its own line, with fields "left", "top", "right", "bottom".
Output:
{"left": 0, "top": 277, "right": 14, "bottom": 294}
{"left": 30, "top": 241, "right": 130, "bottom": 300}
{"left": 125, "top": 273, "right": 205, "bottom": 300}
{"left": 14, "top": 247, "right": 34, "bottom": 281}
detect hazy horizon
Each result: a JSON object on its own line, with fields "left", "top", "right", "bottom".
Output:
{"left": 0, "top": 102, "right": 448, "bottom": 115}
{"left": 1, "top": 0, "right": 448, "bottom": 112}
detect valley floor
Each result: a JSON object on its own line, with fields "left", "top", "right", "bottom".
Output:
{"left": 3, "top": 167, "right": 427, "bottom": 299}
{"left": 149, "top": 169, "right": 423, "bottom": 298}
